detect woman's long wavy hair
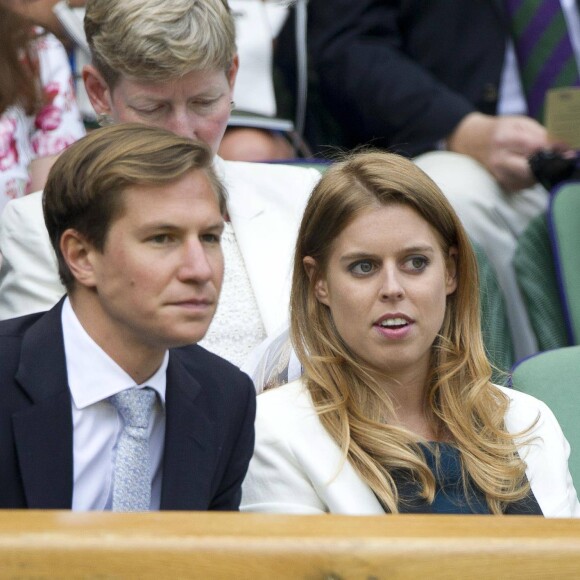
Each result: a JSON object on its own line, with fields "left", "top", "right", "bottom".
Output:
{"left": 0, "top": 5, "right": 41, "bottom": 115}
{"left": 290, "top": 151, "right": 531, "bottom": 514}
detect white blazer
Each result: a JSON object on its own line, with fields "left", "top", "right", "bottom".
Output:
{"left": 0, "top": 158, "right": 320, "bottom": 338}
{"left": 241, "top": 380, "right": 580, "bottom": 517}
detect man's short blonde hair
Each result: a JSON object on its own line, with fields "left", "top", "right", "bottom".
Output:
{"left": 84, "top": 0, "right": 236, "bottom": 87}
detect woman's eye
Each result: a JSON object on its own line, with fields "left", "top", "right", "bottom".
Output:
{"left": 134, "top": 105, "right": 164, "bottom": 116}
{"left": 350, "top": 260, "right": 375, "bottom": 275}
{"left": 406, "top": 256, "right": 429, "bottom": 271}
{"left": 191, "top": 98, "right": 220, "bottom": 111}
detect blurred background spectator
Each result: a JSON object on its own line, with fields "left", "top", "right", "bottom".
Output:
{"left": 0, "top": 0, "right": 85, "bottom": 213}
{"left": 219, "top": 0, "right": 296, "bottom": 161}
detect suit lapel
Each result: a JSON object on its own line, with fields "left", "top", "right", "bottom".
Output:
{"left": 160, "top": 352, "right": 217, "bottom": 510}
{"left": 13, "top": 300, "right": 74, "bottom": 508}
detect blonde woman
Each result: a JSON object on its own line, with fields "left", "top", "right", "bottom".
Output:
{"left": 242, "top": 151, "right": 579, "bottom": 516}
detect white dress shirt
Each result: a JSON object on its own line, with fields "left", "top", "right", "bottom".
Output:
{"left": 498, "top": 0, "right": 580, "bottom": 115}
{"left": 61, "top": 298, "right": 168, "bottom": 511}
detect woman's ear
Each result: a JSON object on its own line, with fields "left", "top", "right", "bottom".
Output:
{"left": 83, "top": 64, "right": 113, "bottom": 115}
{"left": 227, "top": 54, "right": 239, "bottom": 90}
{"left": 303, "top": 256, "right": 329, "bottom": 306}
{"left": 60, "top": 229, "right": 98, "bottom": 289}
{"left": 445, "top": 246, "right": 458, "bottom": 295}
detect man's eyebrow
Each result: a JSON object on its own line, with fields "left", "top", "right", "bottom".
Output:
{"left": 138, "top": 219, "right": 225, "bottom": 232}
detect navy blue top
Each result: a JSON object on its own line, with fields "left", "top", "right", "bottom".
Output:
{"left": 391, "top": 443, "right": 542, "bottom": 515}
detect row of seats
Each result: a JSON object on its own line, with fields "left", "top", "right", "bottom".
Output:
{"left": 511, "top": 180, "right": 580, "bottom": 485}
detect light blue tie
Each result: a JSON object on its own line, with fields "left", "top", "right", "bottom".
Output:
{"left": 110, "top": 388, "right": 156, "bottom": 512}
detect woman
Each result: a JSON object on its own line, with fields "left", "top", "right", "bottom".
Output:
{"left": 241, "top": 151, "right": 580, "bottom": 516}
{"left": 0, "top": 2, "right": 84, "bottom": 212}
{"left": 0, "top": 0, "right": 320, "bottom": 369}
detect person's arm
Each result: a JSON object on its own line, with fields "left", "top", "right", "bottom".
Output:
{"left": 447, "top": 112, "right": 562, "bottom": 192}
{"left": 4, "top": 0, "right": 85, "bottom": 46}
{"left": 209, "top": 374, "right": 257, "bottom": 510}
{"left": 28, "top": 32, "right": 85, "bottom": 187}
{"left": 241, "top": 391, "right": 327, "bottom": 514}
{"left": 506, "top": 390, "right": 580, "bottom": 517}
{"left": 0, "top": 192, "right": 65, "bottom": 320}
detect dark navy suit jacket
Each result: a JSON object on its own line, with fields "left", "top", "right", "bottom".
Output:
{"left": 0, "top": 299, "right": 256, "bottom": 510}
{"left": 277, "top": 0, "right": 512, "bottom": 155}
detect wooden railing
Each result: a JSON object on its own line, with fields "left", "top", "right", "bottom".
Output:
{"left": 1, "top": 511, "right": 579, "bottom": 578}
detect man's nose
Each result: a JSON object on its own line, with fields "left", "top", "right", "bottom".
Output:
{"left": 177, "top": 240, "right": 214, "bottom": 283}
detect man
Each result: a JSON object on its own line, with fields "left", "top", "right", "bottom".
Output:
{"left": 0, "top": 124, "right": 256, "bottom": 510}
{"left": 276, "top": 0, "right": 580, "bottom": 359}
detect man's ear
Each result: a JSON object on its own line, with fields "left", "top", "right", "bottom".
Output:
{"left": 60, "top": 229, "right": 98, "bottom": 288}
{"left": 83, "top": 64, "right": 113, "bottom": 115}
{"left": 303, "top": 256, "right": 329, "bottom": 306}
{"left": 445, "top": 246, "right": 458, "bottom": 295}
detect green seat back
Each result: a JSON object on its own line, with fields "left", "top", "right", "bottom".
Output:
{"left": 549, "top": 182, "right": 580, "bottom": 344}
{"left": 473, "top": 242, "right": 514, "bottom": 382}
{"left": 511, "top": 346, "right": 580, "bottom": 486}
{"left": 514, "top": 213, "right": 568, "bottom": 351}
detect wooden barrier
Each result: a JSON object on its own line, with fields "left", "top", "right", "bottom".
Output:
{"left": 1, "top": 511, "right": 579, "bottom": 578}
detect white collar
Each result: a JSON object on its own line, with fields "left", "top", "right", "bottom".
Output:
{"left": 61, "top": 297, "right": 168, "bottom": 410}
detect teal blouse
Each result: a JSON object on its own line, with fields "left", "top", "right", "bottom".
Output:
{"left": 391, "top": 443, "right": 542, "bottom": 515}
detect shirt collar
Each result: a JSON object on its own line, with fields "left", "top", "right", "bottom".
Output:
{"left": 61, "top": 297, "right": 168, "bottom": 410}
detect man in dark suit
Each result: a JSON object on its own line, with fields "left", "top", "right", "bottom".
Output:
{"left": 277, "top": 0, "right": 580, "bottom": 360}
{"left": 0, "top": 124, "right": 256, "bottom": 511}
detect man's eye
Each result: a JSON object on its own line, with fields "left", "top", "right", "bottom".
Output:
{"left": 149, "top": 234, "right": 172, "bottom": 244}
{"left": 201, "top": 233, "right": 221, "bottom": 244}
{"left": 350, "top": 260, "right": 375, "bottom": 275}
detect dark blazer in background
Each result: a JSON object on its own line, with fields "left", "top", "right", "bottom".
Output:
{"left": 0, "top": 300, "right": 256, "bottom": 510}
{"left": 276, "top": 0, "right": 509, "bottom": 155}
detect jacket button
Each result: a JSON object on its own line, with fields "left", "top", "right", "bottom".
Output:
{"left": 483, "top": 83, "right": 498, "bottom": 102}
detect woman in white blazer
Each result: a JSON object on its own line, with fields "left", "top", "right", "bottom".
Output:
{"left": 242, "top": 152, "right": 580, "bottom": 517}
{"left": 0, "top": 0, "right": 320, "bottom": 369}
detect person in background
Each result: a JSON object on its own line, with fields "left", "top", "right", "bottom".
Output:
{"left": 0, "top": 0, "right": 86, "bottom": 47}
{"left": 276, "top": 1, "right": 580, "bottom": 361}
{"left": 0, "top": 1, "right": 84, "bottom": 213}
{"left": 219, "top": 0, "right": 295, "bottom": 161}
{"left": 0, "top": 0, "right": 320, "bottom": 370}
{"left": 241, "top": 151, "right": 579, "bottom": 516}
{"left": 0, "top": 124, "right": 255, "bottom": 510}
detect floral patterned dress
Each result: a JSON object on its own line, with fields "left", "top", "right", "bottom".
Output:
{"left": 0, "top": 31, "right": 85, "bottom": 214}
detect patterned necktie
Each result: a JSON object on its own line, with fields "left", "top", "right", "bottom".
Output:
{"left": 110, "top": 387, "right": 156, "bottom": 512}
{"left": 504, "top": 0, "right": 580, "bottom": 121}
